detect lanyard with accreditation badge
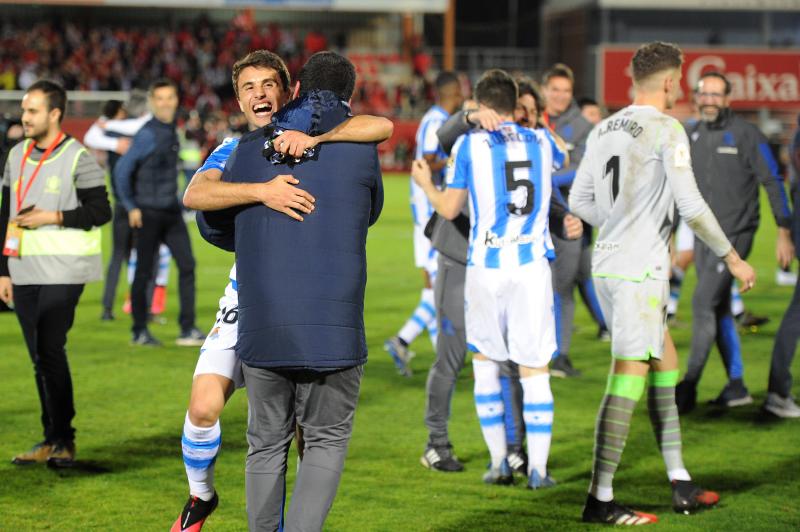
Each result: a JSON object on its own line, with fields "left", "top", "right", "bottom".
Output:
{"left": 3, "top": 132, "right": 64, "bottom": 257}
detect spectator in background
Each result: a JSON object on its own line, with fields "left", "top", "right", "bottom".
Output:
{"left": 578, "top": 97, "right": 604, "bottom": 125}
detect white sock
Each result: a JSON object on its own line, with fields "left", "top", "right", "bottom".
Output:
{"left": 156, "top": 244, "right": 172, "bottom": 285}
{"left": 730, "top": 285, "right": 744, "bottom": 316}
{"left": 593, "top": 485, "right": 614, "bottom": 503}
{"left": 182, "top": 413, "right": 221, "bottom": 501}
{"left": 473, "top": 358, "right": 506, "bottom": 468}
{"left": 520, "top": 373, "right": 554, "bottom": 478}
{"left": 667, "top": 467, "right": 691, "bottom": 482}
{"left": 398, "top": 288, "right": 436, "bottom": 345}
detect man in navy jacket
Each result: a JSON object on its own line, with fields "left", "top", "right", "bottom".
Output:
{"left": 200, "top": 51, "right": 382, "bottom": 531}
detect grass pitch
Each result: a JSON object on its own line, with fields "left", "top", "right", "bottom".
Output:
{"left": 0, "top": 175, "right": 798, "bottom": 530}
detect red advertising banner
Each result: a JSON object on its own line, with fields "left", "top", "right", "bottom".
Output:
{"left": 600, "top": 47, "right": 800, "bottom": 109}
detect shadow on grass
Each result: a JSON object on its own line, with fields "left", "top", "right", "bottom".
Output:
{"left": 0, "top": 430, "right": 249, "bottom": 481}
{"left": 427, "top": 453, "right": 799, "bottom": 531}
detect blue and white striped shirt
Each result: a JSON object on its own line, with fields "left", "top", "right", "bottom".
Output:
{"left": 198, "top": 137, "right": 240, "bottom": 285}
{"left": 447, "top": 122, "right": 564, "bottom": 269}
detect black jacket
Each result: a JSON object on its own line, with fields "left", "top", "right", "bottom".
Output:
{"left": 687, "top": 109, "right": 792, "bottom": 236}
{"left": 114, "top": 118, "right": 180, "bottom": 211}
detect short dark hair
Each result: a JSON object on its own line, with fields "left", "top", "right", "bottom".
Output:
{"left": 148, "top": 78, "right": 178, "bottom": 97}
{"left": 26, "top": 79, "right": 67, "bottom": 123}
{"left": 542, "top": 63, "right": 574, "bottom": 86}
{"left": 631, "top": 41, "right": 683, "bottom": 85}
{"left": 298, "top": 51, "right": 356, "bottom": 101}
{"left": 475, "top": 69, "right": 518, "bottom": 115}
{"left": 232, "top": 50, "right": 291, "bottom": 97}
{"left": 698, "top": 71, "right": 731, "bottom": 95}
{"left": 102, "top": 100, "right": 124, "bottom": 120}
{"left": 435, "top": 71, "right": 459, "bottom": 92}
{"left": 516, "top": 77, "right": 544, "bottom": 112}
{"left": 578, "top": 97, "right": 599, "bottom": 109}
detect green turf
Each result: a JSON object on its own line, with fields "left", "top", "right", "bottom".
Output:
{"left": 1, "top": 175, "right": 798, "bottom": 531}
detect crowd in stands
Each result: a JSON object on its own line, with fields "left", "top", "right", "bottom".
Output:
{"left": 0, "top": 15, "right": 438, "bottom": 123}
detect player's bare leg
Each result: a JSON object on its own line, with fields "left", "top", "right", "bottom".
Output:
{"left": 172, "top": 374, "right": 234, "bottom": 532}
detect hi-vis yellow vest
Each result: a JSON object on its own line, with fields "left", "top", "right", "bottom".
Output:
{"left": 6, "top": 138, "right": 103, "bottom": 285}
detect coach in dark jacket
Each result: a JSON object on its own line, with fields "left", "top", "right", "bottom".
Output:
{"left": 114, "top": 79, "right": 202, "bottom": 347}
{"left": 676, "top": 72, "right": 794, "bottom": 412}
{"left": 201, "top": 52, "right": 382, "bottom": 532}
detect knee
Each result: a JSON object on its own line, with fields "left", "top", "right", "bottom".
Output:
{"left": 188, "top": 396, "right": 224, "bottom": 427}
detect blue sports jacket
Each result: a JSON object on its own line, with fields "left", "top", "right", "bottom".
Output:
{"left": 199, "top": 91, "right": 383, "bottom": 370}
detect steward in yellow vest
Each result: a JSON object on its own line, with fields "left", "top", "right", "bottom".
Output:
{"left": 0, "top": 80, "right": 111, "bottom": 467}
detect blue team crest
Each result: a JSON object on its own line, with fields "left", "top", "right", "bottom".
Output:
{"left": 722, "top": 131, "right": 736, "bottom": 146}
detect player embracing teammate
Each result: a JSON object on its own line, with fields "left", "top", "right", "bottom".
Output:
{"left": 414, "top": 69, "right": 565, "bottom": 489}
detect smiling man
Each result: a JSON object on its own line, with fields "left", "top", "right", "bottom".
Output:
{"left": 172, "top": 50, "right": 392, "bottom": 532}
{"left": 114, "top": 79, "right": 204, "bottom": 347}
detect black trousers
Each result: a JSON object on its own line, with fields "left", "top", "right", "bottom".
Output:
{"left": 13, "top": 284, "right": 84, "bottom": 444}
{"left": 131, "top": 208, "right": 196, "bottom": 333}
{"left": 770, "top": 261, "right": 800, "bottom": 397}
{"left": 686, "top": 231, "right": 754, "bottom": 383}
{"left": 101, "top": 203, "right": 133, "bottom": 312}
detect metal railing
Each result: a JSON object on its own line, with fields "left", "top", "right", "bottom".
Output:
{"left": 428, "top": 46, "right": 543, "bottom": 79}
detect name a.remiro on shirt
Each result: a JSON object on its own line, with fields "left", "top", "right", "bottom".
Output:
{"left": 598, "top": 118, "right": 644, "bottom": 138}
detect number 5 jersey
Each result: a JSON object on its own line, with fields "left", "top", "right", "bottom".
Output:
{"left": 446, "top": 122, "right": 565, "bottom": 269}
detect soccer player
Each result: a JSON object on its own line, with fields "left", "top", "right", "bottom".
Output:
{"left": 172, "top": 50, "right": 393, "bottom": 532}
{"left": 384, "top": 71, "right": 464, "bottom": 376}
{"left": 569, "top": 41, "right": 756, "bottom": 524}
{"left": 413, "top": 69, "right": 564, "bottom": 489}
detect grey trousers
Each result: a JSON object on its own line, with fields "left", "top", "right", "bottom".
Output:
{"left": 769, "top": 265, "right": 800, "bottom": 397}
{"left": 686, "top": 232, "right": 754, "bottom": 383}
{"left": 425, "top": 254, "right": 468, "bottom": 448}
{"left": 552, "top": 234, "right": 583, "bottom": 356}
{"left": 243, "top": 364, "right": 363, "bottom": 532}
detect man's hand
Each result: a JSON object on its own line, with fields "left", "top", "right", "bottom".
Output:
{"left": 258, "top": 175, "right": 316, "bottom": 222}
{"left": 563, "top": 214, "right": 583, "bottom": 240}
{"left": 724, "top": 248, "right": 756, "bottom": 293}
{"left": 13, "top": 208, "right": 59, "bottom": 229}
{"left": 0, "top": 276, "right": 12, "bottom": 305}
{"left": 272, "top": 130, "right": 318, "bottom": 159}
{"left": 776, "top": 227, "right": 795, "bottom": 269}
{"left": 128, "top": 208, "right": 143, "bottom": 228}
{"left": 411, "top": 159, "right": 434, "bottom": 190}
{"left": 468, "top": 108, "right": 503, "bottom": 132}
{"left": 115, "top": 137, "right": 131, "bottom": 155}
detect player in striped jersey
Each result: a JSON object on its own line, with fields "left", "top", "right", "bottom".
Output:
{"left": 172, "top": 50, "right": 393, "bottom": 532}
{"left": 570, "top": 41, "right": 755, "bottom": 525}
{"left": 384, "top": 72, "right": 464, "bottom": 376}
{"left": 413, "top": 69, "right": 564, "bottom": 490}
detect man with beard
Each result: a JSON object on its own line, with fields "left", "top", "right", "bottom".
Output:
{"left": 675, "top": 72, "right": 794, "bottom": 413}
{"left": 1, "top": 80, "right": 111, "bottom": 467}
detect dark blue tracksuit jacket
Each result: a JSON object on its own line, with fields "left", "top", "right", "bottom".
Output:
{"left": 199, "top": 91, "right": 383, "bottom": 370}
